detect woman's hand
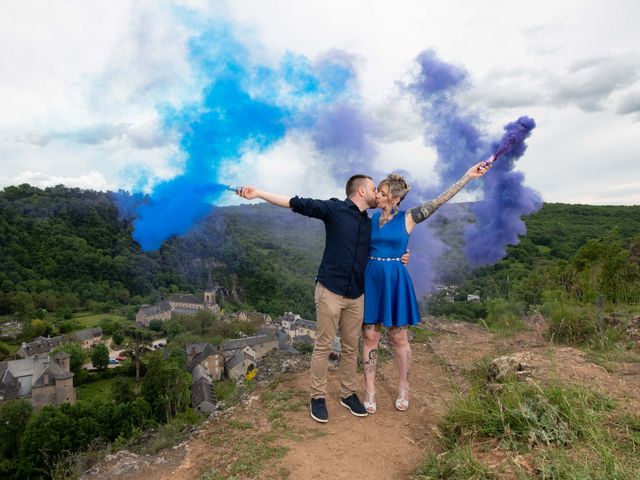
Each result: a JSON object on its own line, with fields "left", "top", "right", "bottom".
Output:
{"left": 466, "top": 157, "right": 493, "bottom": 178}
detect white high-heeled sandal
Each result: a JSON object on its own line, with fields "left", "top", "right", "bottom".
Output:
{"left": 395, "top": 388, "right": 409, "bottom": 411}
{"left": 364, "top": 389, "right": 377, "bottom": 414}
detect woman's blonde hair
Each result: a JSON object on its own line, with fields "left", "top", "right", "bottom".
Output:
{"left": 378, "top": 173, "right": 411, "bottom": 203}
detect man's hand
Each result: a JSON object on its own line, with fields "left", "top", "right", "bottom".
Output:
{"left": 237, "top": 186, "right": 261, "bottom": 200}
{"left": 401, "top": 250, "right": 410, "bottom": 265}
{"left": 236, "top": 186, "right": 292, "bottom": 208}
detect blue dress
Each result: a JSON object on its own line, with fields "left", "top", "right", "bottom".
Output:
{"left": 364, "top": 211, "right": 421, "bottom": 327}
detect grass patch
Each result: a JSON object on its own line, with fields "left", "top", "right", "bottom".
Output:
{"left": 261, "top": 387, "right": 308, "bottom": 434}
{"left": 584, "top": 346, "right": 640, "bottom": 372}
{"left": 228, "top": 433, "right": 288, "bottom": 477}
{"left": 427, "top": 360, "right": 640, "bottom": 478}
{"left": 72, "top": 311, "right": 128, "bottom": 329}
{"left": 541, "top": 299, "right": 635, "bottom": 355}
{"left": 440, "top": 377, "right": 612, "bottom": 451}
{"left": 410, "top": 326, "right": 435, "bottom": 343}
{"left": 209, "top": 426, "right": 289, "bottom": 478}
{"left": 207, "top": 381, "right": 323, "bottom": 478}
{"left": 227, "top": 419, "right": 254, "bottom": 430}
{"left": 481, "top": 299, "right": 526, "bottom": 334}
{"left": 138, "top": 409, "right": 204, "bottom": 455}
{"left": 76, "top": 378, "right": 116, "bottom": 402}
{"left": 533, "top": 443, "right": 640, "bottom": 479}
{"left": 413, "top": 445, "right": 496, "bottom": 480}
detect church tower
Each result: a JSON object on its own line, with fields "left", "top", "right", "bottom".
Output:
{"left": 204, "top": 268, "right": 216, "bottom": 306}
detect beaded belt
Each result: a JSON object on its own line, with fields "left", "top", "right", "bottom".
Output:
{"left": 368, "top": 256, "right": 402, "bottom": 262}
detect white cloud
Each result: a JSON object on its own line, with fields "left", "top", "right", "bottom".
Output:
{"left": 0, "top": 170, "right": 110, "bottom": 190}
{"left": 220, "top": 133, "right": 343, "bottom": 204}
{"left": 1, "top": 0, "right": 639, "bottom": 205}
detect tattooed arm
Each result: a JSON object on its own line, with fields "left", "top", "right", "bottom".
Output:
{"left": 405, "top": 158, "right": 492, "bottom": 233}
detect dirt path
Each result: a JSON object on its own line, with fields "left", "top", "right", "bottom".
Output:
{"left": 83, "top": 319, "right": 640, "bottom": 480}
{"left": 276, "top": 340, "right": 453, "bottom": 480}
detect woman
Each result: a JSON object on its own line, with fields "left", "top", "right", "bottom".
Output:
{"left": 362, "top": 159, "right": 491, "bottom": 413}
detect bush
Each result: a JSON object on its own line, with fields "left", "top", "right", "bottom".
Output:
{"left": 540, "top": 298, "right": 597, "bottom": 345}
{"left": 427, "top": 298, "right": 488, "bottom": 322}
{"left": 440, "top": 375, "right": 612, "bottom": 451}
{"left": 482, "top": 298, "right": 526, "bottom": 333}
{"left": 414, "top": 445, "right": 495, "bottom": 480}
{"left": 138, "top": 409, "right": 203, "bottom": 455}
{"left": 215, "top": 379, "right": 239, "bottom": 406}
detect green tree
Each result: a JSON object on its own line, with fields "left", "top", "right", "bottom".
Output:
{"left": 9, "top": 291, "right": 35, "bottom": 315}
{"left": 52, "top": 343, "right": 87, "bottom": 376}
{"left": 111, "top": 328, "right": 125, "bottom": 346}
{"left": 164, "top": 318, "right": 186, "bottom": 339}
{"left": 111, "top": 376, "right": 136, "bottom": 404}
{"left": 91, "top": 343, "right": 109, "bottom": 370}
{"left": 0, "top": 399, "right": 32, "bottom": 478}
{"left": 99, "top": 318, "right": 115, "bottom": 335}
{"left": 141, "top": 352, "right": 191, "bottom": 422}
{"left": 124, "top": 326, "right": 153, "bottom": 382}
{"left": 148, "top": 319, "right": 164, "bottom": 332}
{"left": 0, "top": 341, "right": 11, "bottom": 360}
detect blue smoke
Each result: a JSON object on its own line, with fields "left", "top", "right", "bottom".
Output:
{"left": 129, "top": 17, "right": 360, "bottom": 250}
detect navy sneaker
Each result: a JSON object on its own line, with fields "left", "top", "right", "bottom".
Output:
{"left": 340, "top": 393, "right": 368, "bottom": 417}
{"left": 310, "top": 398, "right": 329, "bottom": 423}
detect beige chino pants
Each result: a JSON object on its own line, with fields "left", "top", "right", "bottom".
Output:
{"left": 310, "top": 282, "right": 364, "bottom": 399}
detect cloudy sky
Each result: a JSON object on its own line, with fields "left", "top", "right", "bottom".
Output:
{"left": 1, "top": 0, "right": 639, "bottom": 205}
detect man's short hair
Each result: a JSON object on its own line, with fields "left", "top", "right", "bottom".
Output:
{"left": 345, "top": 174, "right": 372, "bottom": 197}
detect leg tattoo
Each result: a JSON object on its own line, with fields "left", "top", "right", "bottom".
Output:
{"left": 364, "top": 349, "right": 378, "bottom": 374}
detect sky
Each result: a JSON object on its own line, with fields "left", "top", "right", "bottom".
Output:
{"left": 1, "top": 0, "right": 639, "bottom": 205}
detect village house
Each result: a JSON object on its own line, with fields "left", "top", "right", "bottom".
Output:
{"left": 186, "top": 343, "right": 225, "bottom": 381}
{"left": 191, "top": 364, "right": 217, "bottom": 413}
{"left": 220, "top": 334, "right": 279, "bottom": 362}
{"left": 136, "top": 301, "right": 172, "bottom": 327}
{"left": 225, "top": 351, "right": 255, "bottom": 381}
{"left": 136, "top": 271, "right": 223, "bottom": 327}
{"left": 16, "top": 336, "right": 65, "bottom": 359}
{"left": 275, "top": 313, "right": 318, "bottom": 342}
{"left": 276, "top": 312, "right": 300, "bottom": 330}
{"left": 0, "top": 352, "right": 76, "bottom": 407}
{"left": 289, "top": 318, "right": 318, "bottom": 341}
{"left": 73, "top": 327, "right": 102, "bottom": 350}
{"left": 226, "top": 311, "right": 272, "bottom": 324}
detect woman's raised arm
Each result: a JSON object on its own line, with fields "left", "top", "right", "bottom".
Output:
{"left": 405, "top": 158, "right": 492, "bottom": 233}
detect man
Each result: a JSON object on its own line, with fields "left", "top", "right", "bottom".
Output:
{"left": 238, "top": 175, "right": 383, "bottom": 423}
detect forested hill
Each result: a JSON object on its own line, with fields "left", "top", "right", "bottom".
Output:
{"left": 0, "top": 184, "right": 324, "bottom": 319}
{"left": 1, "top": 184, "right": 640, "bottom": 320}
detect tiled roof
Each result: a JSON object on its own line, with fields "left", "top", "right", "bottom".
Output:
{"left": 139, "top": 301, "right": 171, "bottom": 316}
{"left": 192, "top": 376, "right": 217, "bottom": 408}
{"left": 293, "top": 318, "right": 317, "bottom": 330}
{"left": 18, "top": 336, "right": 64, "bottom": 356}
{"left": 188, "top": 344, "right": 221, "bottom": 373}
{"left": 168, "top": 294, "right": 204, "bottom": 305}
{"left": 226, "top": 351, "right": 251, "bottom": 370}
{"left": 73, "top": 327, "right": 102, "bottom": 342}
{"left": 220, "top": 334, "right": 277, "bottom": 352}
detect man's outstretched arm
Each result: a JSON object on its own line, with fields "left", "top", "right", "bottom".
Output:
{"left": 237, "top": 186, "right": 291, "bottom": 208}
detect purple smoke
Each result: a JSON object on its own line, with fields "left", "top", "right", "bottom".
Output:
{"left": 493, "top": 116, "right": 536, "bottom": 160}
{"left": 402, "top": 50, "right": 541, "bottom": 289}
{"left": 311, "top": 103, "right": 378, "bottom": 178}
{"left": 465, "top": 118, "right": 542, "bottom": 266}
{"left": 402, "top": 50, "right": 485, "bottom": 293}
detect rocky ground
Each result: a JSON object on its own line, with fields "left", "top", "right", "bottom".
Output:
{"left": 81, "top": 316, "right": 640, "bottom": 480}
